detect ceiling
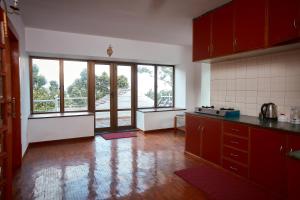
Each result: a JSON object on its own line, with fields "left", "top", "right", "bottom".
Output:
{"left": 20, "top": 0, "right": 230, "bottom": 46}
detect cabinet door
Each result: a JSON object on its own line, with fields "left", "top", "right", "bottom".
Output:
{"left": 211, "top": 3, "right": 234, "bottom": 57}
{"left": 201, "top": 118, "right": 222, "bottom": 165}
{"left": 250, "top": 128, "right": 286, "bottom": 197}
{"left": 185, "top": 114, "right": 201, "bottom": 156}
{"left": 193, "top": 14, "right": 211, "bottom": 61}
{"left": 287, "top": 135, "right": 300, "bottom": 200}
{"left": 269, "top": 0, "right": 299, "bottom": 46}
{"left": 234, "top": 0, "right": 266, "bottom": 52}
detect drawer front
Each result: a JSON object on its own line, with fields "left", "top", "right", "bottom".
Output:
{"left": 223, "top": 159, "right": 248, "bottom": 178}
{"left": 223, "top": 146, "right": 248, "bottom": 165}
{"left": 224, "top": 134, "right": 248, "bottom": 151}
{"left": 223, "top": 121, "right": 249, "bottom": 138}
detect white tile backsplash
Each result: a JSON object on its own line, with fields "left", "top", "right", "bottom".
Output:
{"left": 211, "top": 49, "right": 300, "bottom": 116}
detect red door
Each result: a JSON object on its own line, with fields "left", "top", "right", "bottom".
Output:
{"left": 250, "top": 128, "right": 286, "bottom": 197}
{"left": 269, "top": 0, "right": 299, "bottom": 46}
{"left": 201, "top": 118, "right": 222, "bottom": 165}
{"left": 234, "top": 0, "right": 266, "bottom": 52}
{"left": 287, "top": 134, "right": 300, "bottom": 200}
{"left": 185, "top": 114, "right": 201, "bottom": 156}
{"left": 193, "top": 13, "right": 211, "bottom": 61}
{"left": 211, "top": 3, "right": 234, "bottom": 57}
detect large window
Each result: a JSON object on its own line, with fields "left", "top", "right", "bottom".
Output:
{"left": 31, "top": 58, "right": 89, "bottom": 113}
{"left": 137, "top": 64, "right": 174, "bottom": 108}
{"left": 30, "top": 57, "right": 175, "bottom": 114}
{"left": 63, "top": 60, "right": 88, "bottom": 111}
{"left": 32, "top": 59, "right": 60, "bottom": 113}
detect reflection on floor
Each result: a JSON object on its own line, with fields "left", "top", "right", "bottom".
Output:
{"left": 13, "top": 131, "right": 208, "bottom": 200}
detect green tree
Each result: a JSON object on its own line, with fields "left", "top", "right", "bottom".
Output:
{"left": 49, "top": 80, "right": 59, "bottom": 98}
{"left": 66, "top": 69, "right": 129, "bottom": 107}
{"left": 117, "top": 75, "right": 129, "bottom": 89}
{"left": 66, "top": 68, "right": 88, "bottom": 107}
{"left": 95, "top": 72, "right": 110, "bottom": 100}
{"left": 32, "top": 65, "right": 57, "bottom": 112}
{"left": 32, "top": 64, "right": 47, "bottom": 89}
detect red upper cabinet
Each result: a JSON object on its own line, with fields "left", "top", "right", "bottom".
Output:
{"left": 185, "top": 114, "right": 202, "bottom": 156}
{"left": 201, "top": 117, "right": 222, "bottom": 165}
{"left": 250, "top": 128, "right": 287, "bottom": 197}
{"left": 233, "top": 0, "right": 267, "bottom": 52}
{"left": 193, "top": 13, "right": 211, "bottom": 61}
{"left": 268, "top": 0, "right": 300, "bottom": 46}
{"left": 211, "top": 3, "right": 234, "bottom": 57}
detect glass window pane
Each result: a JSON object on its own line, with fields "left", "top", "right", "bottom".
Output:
{"left": 137, "top": 65, "right": 155, "bottom": 108}
{"left": 95, "top": 64, "right": 110, "bottom": 110}
{"left": 118, "top": 110, "right": 131, "bottom": 126}
{"left": 64, "top": 60, "right": 88, "bottom": 111}
{"left": 95, "top": 112, "right": 110, "bottom": 128}
{"left": 32, "top": 59, "right": 60, "bottom": 113}
{"left": 157, "top": 66, "right": 173, "bottom": 107}
{"left": 117, "top": 65, "right": 131, "bottom": 109}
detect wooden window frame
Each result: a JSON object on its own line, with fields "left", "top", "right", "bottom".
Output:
{"left": 29, "top": 56, "right": 175, "bottom": 114}
{"left": 137, "top": 64, "right": 175, "bottom": 109}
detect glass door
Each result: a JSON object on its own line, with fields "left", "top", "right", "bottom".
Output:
{"left": 94, "top": 64, "right": 112, "bottom": 130}
{"left": 94, "top": 63, "right": 135, "bottom": 132}
{"left": 116, "top": 65, "right": 133, "bottom": 128}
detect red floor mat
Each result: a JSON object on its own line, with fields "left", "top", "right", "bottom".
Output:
{"left": 175, "top": 165, "right": 282, "bottom": 200}
{"left": 101, "top": 132, "right": 137, "bottom": 140}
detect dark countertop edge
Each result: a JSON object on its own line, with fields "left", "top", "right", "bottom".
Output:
{"left": 29, "top": 112, "right": 94, "bottom": 119}
{"left": 186, "top": 112, "right": 300, "bottom": 135}
{"left": 137, "top": 108, "right": 186, "bottom": 113}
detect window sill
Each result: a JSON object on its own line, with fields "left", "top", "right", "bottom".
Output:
{"left": 28, "top": 112, "right": 94, "bottom": 119}
{"left": 137, "top": 108, "right": 186, "bottom": 113}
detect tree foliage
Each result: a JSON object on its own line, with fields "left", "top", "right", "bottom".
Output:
{"left": 32, "top": 64, "right": 59, "bottom": 112}
{"left": 139, "top": 66, "right": 173, "bottom": 106}
{"left": 33, "top": 64, "right": 130, "bottom": 112}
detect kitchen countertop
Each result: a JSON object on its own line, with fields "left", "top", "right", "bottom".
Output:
{"left": 138, "top": 108, "right": 186, "bottom": 113}
{"left": 186, "top": 112, "right": 300, "bottom": 134}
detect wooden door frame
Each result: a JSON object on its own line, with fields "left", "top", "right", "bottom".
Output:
{"left": 93, "top": 62, "right": 136, "bottom": 133}
{"left": 8, "top": 21, "right": 21, "bottom": 175}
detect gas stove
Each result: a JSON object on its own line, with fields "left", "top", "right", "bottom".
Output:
{"left": 195, "top": 106, "right": 240, "bottom": 118}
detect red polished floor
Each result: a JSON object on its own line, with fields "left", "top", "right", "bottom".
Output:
{"left": 13, "top": 131, "right": 208, "bottom": 200}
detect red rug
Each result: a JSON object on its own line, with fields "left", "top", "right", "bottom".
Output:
{"left": 101, "top": 132, "right": 137, "bottom": 140}
{"left": 175, "top": 165, "right": 281, "bottom": 200}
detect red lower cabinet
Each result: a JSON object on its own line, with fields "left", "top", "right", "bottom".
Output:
{"left": 185, "top": 114, "right": 202, "bottom": 157}
{"left": 250, "top": 128, "right": 287, "bottom": 197}
{"left": 287, "top": 135, "right": 300, "bottom": 200}
{"left": 287, "top": 159, "right": 300, "bottom": 200}
{"left": 185, "top": 114, "right": 222, "bottom": 164}
{"left": 201, "top": 118, "right": 222, "bottom": 165}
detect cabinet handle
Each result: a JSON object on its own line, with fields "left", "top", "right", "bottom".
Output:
{"left": 279, "top": 145, "right": 283, "bottom": 152}
{"left": 231, "top": 128, "right": 240, "bottom": 133}
{"left": 211, "top": 44, "right": 214, "bottom": 53}
{"left": 201, "top": 126, "right": 205, "bottom": 134}
{"left": 230, "top": 153, "right": 239, "bottom": 158}
{"left": 229, "top": 166, "right": 238, "bottom": 171}
{"left": 233, "top": 39, "right": 237, "bottom": 47}
{"left": 290, "top": 148, "right": 294, "bottom": 153}
{"left": 230, "top": 140, "right": 239, "bottom": 145}
{"left": 294, "top": 19, "right": 297, "bottom": 29}
{"left": 197, "top": 125, "right": 201, "bottom": 131}
{"left": 208, "top": 45, "right": 210, "bottom": 53}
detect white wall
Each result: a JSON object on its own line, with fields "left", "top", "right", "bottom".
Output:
{"left": 136, "top": 110, "right": 186, "bottom": 131}
{"left": 194, "top": 63, "right": 211, "bottom": 107}
{"left": 211, "top": 49, "right": 300, "bottom": 117}
{"left": 28, "top": 116, "right": 94, "bottom": 143}
{"left": 7, "top": 11, "right": 30, "bottom": 156}
{"left": 25, "top": 27, "right": 196, "bottom": 111}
